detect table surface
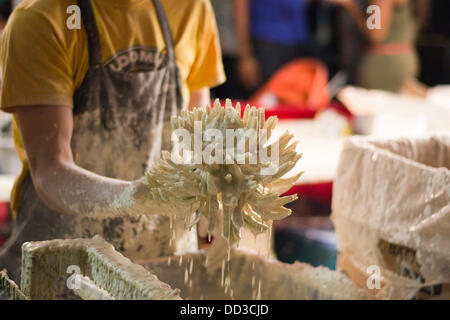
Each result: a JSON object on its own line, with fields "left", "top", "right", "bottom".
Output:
{"left": 273, "top": 119, "right": 345, "bottom": 185}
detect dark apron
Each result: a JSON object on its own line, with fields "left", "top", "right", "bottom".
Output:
{"left": 0, "top": 0, "right": 197, "bottom": 281}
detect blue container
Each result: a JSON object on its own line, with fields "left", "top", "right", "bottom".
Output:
{"left": 274, "top": 227, "right": 338, "bottom": 270}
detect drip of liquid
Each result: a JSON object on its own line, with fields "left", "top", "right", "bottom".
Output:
{"left": 256, "top": 279, "right": 262, "bottom": 300}
{"left": 171, "top": 229, "right": 176, "bottom": 246}
{"left": 267, "top": 225, "right": 272, "bottom": 259}
{"left": 224, "top": 274, "right": 230, "bottom": 294}
{"left": 169, "top": 216, "right": 174, "bottom": 246}
{"left": 184, "top": 267, "right": 189, "bottom": 285}
{"left": 220, "top": 260, "right": 226, "bottom": 288}
{"left": 251, "top": 261, "right": 256, "bottom": 299}
{"left": 189, "top": 258, "right": 194, "bottom": 274}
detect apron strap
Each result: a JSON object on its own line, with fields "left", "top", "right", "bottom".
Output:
{"left": 77, "top": 0, "right": 102, "bottom": 68}
{"left": 151, "top": 0, "right": 177, "bottom": 65}
{"left": 77, "top": 0, "right": 177, "bottom": 68}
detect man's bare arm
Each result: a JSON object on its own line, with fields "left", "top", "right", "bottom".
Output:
{"left": 188, "top": 87, "right": 210, "bottom": 110}
{"left": 15, "top": 105, "right": 139, "bottom": 216}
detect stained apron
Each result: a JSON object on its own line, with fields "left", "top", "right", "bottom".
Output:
{"left": 0, "top": 0, "right": 197, "bottom": 282}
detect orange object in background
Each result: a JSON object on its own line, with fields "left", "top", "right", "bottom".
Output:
{"left": 251, "top": 58, "right": 330, "bottom": 111}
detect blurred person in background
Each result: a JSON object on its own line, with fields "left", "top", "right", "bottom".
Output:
{"left": 333, "top": 0, "right": 365, "bottom": 85}
{"left": 327, "top": 0, "right": 431, "bottom": 95}
{"left": 210, "top": 0, "right": 248, "bottom": 100}
{"left": 234, "top": 0, "right": 319, "bottom": 95}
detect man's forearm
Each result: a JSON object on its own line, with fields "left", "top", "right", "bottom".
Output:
{"left": 33, "top": 159, "right": 131, "bottom": 215}
{"left": 33, "top": 159, "right": 189, "bottom": 218}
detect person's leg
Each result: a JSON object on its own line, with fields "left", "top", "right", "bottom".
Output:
{"left": 211, "top": 55, "right": 251, "bottom": 100}
{"left": 252, "top": 40, "right": 304, "bottom": 84}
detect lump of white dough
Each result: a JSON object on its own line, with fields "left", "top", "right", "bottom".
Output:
{"left": 144, "top": 99, "right": 303, "bottom": 244}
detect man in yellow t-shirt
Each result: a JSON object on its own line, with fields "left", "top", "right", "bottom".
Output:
{"left": 0, "top": 0, "right": 225, "bottom": 281}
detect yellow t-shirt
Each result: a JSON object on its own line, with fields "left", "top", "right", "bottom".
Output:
{"left": 0, "top": 0, "right": 226, "bottom": 217}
